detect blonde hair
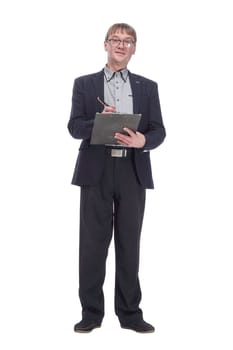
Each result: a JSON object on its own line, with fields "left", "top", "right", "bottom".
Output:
{"left": 105, "top": 23, "right": 137, "bottom": 42}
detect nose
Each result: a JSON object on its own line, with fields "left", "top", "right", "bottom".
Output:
{"left": 117, "top": 40, "right": 124, "bottom": 48}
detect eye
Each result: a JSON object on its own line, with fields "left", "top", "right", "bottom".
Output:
{"left": 112, "top": 39, "right": 120, "bottom": 45}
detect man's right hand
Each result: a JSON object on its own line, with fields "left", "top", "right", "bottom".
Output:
{"left": 102, "top": 105, "right": 116, "bottom": 113}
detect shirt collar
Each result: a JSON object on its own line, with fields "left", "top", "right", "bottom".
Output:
{"left": 104, "top": 65, "right": 128, "bottom": 82}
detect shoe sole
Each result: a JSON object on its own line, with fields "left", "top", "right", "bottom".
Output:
{"left": 121, "top": 325, "right": 155, "bottom": 333}
{"left": 74, "top": 326, "right": 101, "bottom": 333}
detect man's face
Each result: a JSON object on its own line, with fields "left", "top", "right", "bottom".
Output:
{"left": 104, "top": 30, "right": 136, "bottom": 68}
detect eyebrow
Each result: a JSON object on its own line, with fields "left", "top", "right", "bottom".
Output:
{"left": 110, "top": 35, "right": 134, "bottom": 40}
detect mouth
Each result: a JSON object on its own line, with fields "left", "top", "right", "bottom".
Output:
{"left": 114, "top": 50, "right": 125, "bottom": 56}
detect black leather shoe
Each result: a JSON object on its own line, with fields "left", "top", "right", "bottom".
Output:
{"left": 121, "top": 320, "right": 155, "bottom": 333}
{"left": 74, "top": 319, "right": 102, "bottom": 333}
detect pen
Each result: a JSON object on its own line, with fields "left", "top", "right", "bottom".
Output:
{"left": 97, "top": 96, "right": 110, "bottom": 107}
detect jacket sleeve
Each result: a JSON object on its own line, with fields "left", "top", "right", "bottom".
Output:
{"left": 142, "top": 82, "right": 166, "bottom": 151}
{"left": 67, "top": 77, "right": 94, "bottom": 140}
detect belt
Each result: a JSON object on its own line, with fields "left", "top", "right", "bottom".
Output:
{"left": 105, "top": 147, "right": 132, "bottom": 158}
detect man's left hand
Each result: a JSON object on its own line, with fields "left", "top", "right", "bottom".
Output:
{"left": 114, "top": 128, "right": 146, "bottom": 148}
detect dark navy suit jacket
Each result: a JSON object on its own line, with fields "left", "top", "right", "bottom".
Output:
{"left": 68, "top": 69, "right": 166, "bottom": 189}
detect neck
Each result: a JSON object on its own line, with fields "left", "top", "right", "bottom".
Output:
{"left": 106, "top": 63, "right": 126, "bottom": 72}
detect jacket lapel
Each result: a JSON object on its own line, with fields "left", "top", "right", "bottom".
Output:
{"left": 129, "top": 72, "right": 142, "bottom": 114}
{"left": 93, "top": 70, "right": 105, "bottom": 111}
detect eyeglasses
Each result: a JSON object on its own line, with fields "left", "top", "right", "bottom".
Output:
{"left": 107, "top": 38, "right": 135, "bottom": 48}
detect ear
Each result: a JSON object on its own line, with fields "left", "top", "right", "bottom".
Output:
{"left": 104, "top": 41, "right": 108, "bottom": 52}
{"left": 132, "top": 45, "right": 136, "bottom": 55}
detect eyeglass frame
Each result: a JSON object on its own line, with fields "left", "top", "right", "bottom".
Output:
{"left": 106, "top": 38, "right": 136, "bottom": 48}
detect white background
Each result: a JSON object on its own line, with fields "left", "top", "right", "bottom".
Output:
{"left": 0, "top": 0, "right": 232, "bottom": 349}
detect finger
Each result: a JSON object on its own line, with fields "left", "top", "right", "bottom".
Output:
{"left": 103, "top": 106, "right": 116, "bottom": 113}
{"left": 123, "top": 127, "right": 135, "bottom": 136}
{"left": 115, "top": 134, "right": 131, "bottom": 145}
{"left": 115, "top": 135, "right": 128, "bottom": 143}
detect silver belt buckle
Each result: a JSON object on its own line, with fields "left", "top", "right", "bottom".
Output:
{"left": 111, "top": 149, "right": 127, "bottom": 157}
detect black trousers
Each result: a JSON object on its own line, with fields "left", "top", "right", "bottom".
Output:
{"left": 79, "top": 150, "right": 146, "bottom": 324}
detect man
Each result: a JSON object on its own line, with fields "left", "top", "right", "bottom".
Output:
{"left": 68, "top": 23, "right": 166, "bottom": 333}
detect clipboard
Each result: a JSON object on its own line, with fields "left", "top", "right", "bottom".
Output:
{"left": 90, "top": 113, "right": 142, "bottom": 145}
